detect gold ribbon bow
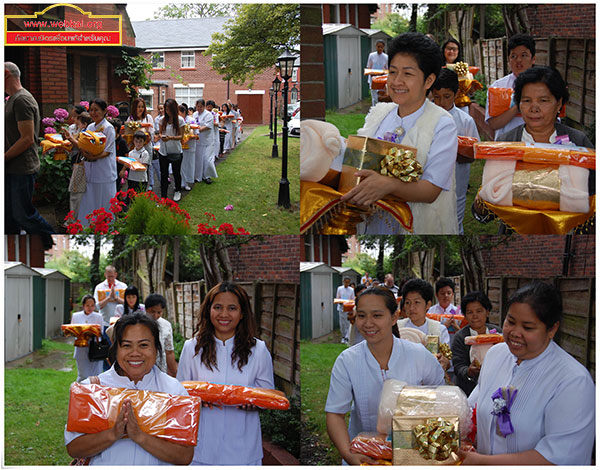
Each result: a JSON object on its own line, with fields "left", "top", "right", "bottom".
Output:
{"left": 379, "top": 147, "right": 423, "bottom": 182}
{"left": 413, "top": 417, "right": 459, "bottom": 461}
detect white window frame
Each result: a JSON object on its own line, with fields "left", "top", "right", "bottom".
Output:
{"left": 291, "top": 67, "right": 298, "bottom": 83}
{"left": 151, "top": 51, "right": 164, "bottom": 69}
{"left": 139, "top": 88, "right": 154, "bottom": 111}
{"left": 181, "top": 50, "right": 195, "bottom": 69}
{"left": 173, "top": 83, "right": 204, "bottom": 106}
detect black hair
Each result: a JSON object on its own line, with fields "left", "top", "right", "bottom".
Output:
{"left": 354, "top": 283, "right": 367, "bottom": 296}
{"left": 145, "top": 293, "right": 167, "bottom": 310}
{"left": 356, "top": 287, "right": 398, "bottom": 316}
{"left": 133, "top": 130, "right": 146, "bottom": 140}
{"left": 401, "top": 278, "right": 434, "bottom": 303}
{"left": 435, "top": 277, "right": 455, "bottom": 294}
{"left": 206, "top": 100, "right": 216, "bottom": 108}
{"left": 108, "top": 117, "right": 122, "bottom": 132}
{"left": 387, "top": 32, "right": 444, "bottom": 86}
{"left": 221, "top": 103, "right": 231, "bottom": 114}
{"left": 81, "top": 294, "right": 95, "bottom": 306}
{"left": 441, "top": 38, "right": 461, "bottom": 63}
{"left": 508, "top": 33, "right": 536, "bottom": 56}
{"left": 178, "top": 103, "right": 188, "bottom": 115}
{"left": 109, "top": 312, "right": 162, "bottom": 374}
{"left": 461, "top": 291, "right": 492, "bottom": 314}
{"left": 122, "top": 285, "right": 141, "bottom": 315}
{"left": 432, "top": 68, "right": 459, "bottom": 94}
{"left": 78, "top": 112, "right": 93, "bottom": 127}
{"left": 506, "top": 281, "right": 562, "bottom": 330}
{"left": 514, "top": 66, "right": 569, "bottom": 111}
{"left": 90, "top": 98, "right": 108, "bottom": 111}
{"left": 375, "top": 39, "right": 386, "bottom": 47}
{"left": 195, "top": 98, "right": 206, "bottom": 107}
{"left": 72, "top": 104, "right": 86, "bottom": 115}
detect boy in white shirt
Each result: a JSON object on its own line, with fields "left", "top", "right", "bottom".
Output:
{"left": 366, "top": 39, "right": 388, "bottom": 107}
{"left": 122, "top": 130, "right": 150, "bottom": 193}
{"left": 335, "top": 277, "right": 355, "bottom": 344}
{"left": 432, "top": 69, "right": 480, "bottom": 234}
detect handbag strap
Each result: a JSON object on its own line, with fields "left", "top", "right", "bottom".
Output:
{"left": 89, "top": 376, "right": 100, "bottom": 385}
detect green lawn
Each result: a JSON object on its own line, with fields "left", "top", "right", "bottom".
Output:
{"left": 5, "top": 340, "right": 77, "bottom": 465}
{"left": 300, "top": 341, "right": 347, "bottom": 465}
{"left": 325, "top": 111, "right": 366, "bottom": 138}
{"left": 180, "top": 125, "right": 299, "bottom": 234}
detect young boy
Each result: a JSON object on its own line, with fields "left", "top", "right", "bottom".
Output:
{"left": 144, "top": 294, "right": 177, "bottom": 377}
{"left": 398, "top": 278, "right": 450, "bottom": 370}
{"left": 485, "top": 34, "right": 536, "bottom": 139}
{"left": 339, "top": 32, "right": 459, "bottom": 234}
{"left": 427, "top": 277, "right": 461, "bottom": 339}
{"left": 122, "top": 130, "right": 151, "bottom": 194}
{"left": 432, "top": 69, "right": 480, "bottom": 234}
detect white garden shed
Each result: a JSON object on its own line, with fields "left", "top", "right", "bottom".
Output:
{"left": 31, "top": 268, "right": 70, "bottom": 339}
{"left": 300, "top": 262, "right": 337, "bottom": 340}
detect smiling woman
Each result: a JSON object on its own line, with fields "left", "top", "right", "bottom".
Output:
{"left": 64, "top": 312, "right": 194, "bottom": 465}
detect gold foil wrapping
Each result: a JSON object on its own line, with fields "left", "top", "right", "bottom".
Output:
{"left": 426, "top": 335, "right": 439, "bottom": 355}
{"left": 395, "top": 387, "right": 438, "bottom": 416}
{"left": 125, "top": 120, "right": 141, "bottom": 133}
{"left": 392, "top": 415, "right": 460, "bottom": 465}
{"left": 380, "top": 147, "right": 422, "bottom": 182}
{"left": 439, "top": 343, "right": 452, "bottom": 360}
{"left": 512, "top": 167, "right": 561, "bottom": 211}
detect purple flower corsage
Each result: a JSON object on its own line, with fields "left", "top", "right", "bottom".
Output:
{"left": 491, "top": 386, "right": 518, "bottom": 437}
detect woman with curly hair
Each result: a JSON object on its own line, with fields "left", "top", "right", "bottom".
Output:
{"left": 177, "top": 282, "right": 275, "bottom": 465}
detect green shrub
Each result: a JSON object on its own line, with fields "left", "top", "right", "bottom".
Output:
{"left": 35, "top": 151, "right": 71, "bottom": 207}
{"left": 260, "top": 394, "right": 300, "bottom": 458}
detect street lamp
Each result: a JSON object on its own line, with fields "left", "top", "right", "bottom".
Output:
{"left": 276, "top": 49, "right": 296, "bottom": 209}
{"left": 269, "top": 87, "right": 274, "bottom": 139}
{"left": 271, "top": 77, "right": 281, "bottom": 159}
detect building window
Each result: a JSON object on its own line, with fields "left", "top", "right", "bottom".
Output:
{"left": 304, "top": 235, "right": 314, "bottom": 262}
{"left": 290, "top": 86, "right": 299, "bottom": 104}
{"left": 181, "top": 51, "right": 195, "bottom": 69}
{"left": 139, "top": 89, "right": 154, "bottom": 111}
{"left": 174, "top": 85, "right": 204, "bottom": 106}
{"left": 291, "top": 67, "right": 298, "bottom": 83}
{"left": 151, "top": 52, "right": 164, "bottom": 69}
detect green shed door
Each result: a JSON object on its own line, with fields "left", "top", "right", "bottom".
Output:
{"left": 332, "top": 273, "right": 341, "bottom": 330}
{"left": 300, "top": 272, "right": 312, "bottom": 340}
{"left": 32, "top": 276, "right": 45, "bottom": 351}
{"left": 324, "top": 35, "right": 339, "bottom": 110}
{"left": 361, "top": 36, "right": 371, "bottom": 99}
{"left": 64, "top": 280, "right": 71, "bottom": 323}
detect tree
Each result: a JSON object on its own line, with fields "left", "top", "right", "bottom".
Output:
{"left": 154, "top": 3, "right": 237, "bottom": 19}
{"left": 501, "top": 5, "right": 530, "bottom": 37}
{"left": 46, "top": 250, "right": 91, "bottom": 283}
{"left": 205, "top": 4, "right": 300, "bottom": 85}
{"left": 113, "top": 52, "right": 154, "bottom": 100}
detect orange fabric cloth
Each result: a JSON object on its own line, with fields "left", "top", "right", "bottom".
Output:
{"left": 67, "top": 382, "right": 201, "bottom": 446}
{"left": 426, "top": 313, "right": 468, "bottom": 329}
{"left": 61, "top": 324, "right": 102, "bottom": 347}
{"left": 464, "top": 334, "right": 504, "bottom": 345}
{"left": 350, "top": 434, "right": 393, "bottom": 461}
{"left": 182, "top": 381, "right": 290, "bottom": 410}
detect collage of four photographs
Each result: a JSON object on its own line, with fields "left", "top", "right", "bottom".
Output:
{"left": 4, "top": 2, "right": 596, "bottom": 466}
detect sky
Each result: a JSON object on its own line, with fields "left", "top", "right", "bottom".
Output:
{"left": 125, "top": 2, "right": 164, "bottom": 22}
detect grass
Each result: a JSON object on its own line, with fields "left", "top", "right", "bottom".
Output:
{"left": 5, "top": 340, "right": 77, "bottom": 466}
{"left": 325, "top": 111, "right": 366, "bottom": 138}
{"left": 300, "top": 341, "right": 347, "bottom": 465}
{"left": 180, "top": 125, "right": 299, "bottom": 234}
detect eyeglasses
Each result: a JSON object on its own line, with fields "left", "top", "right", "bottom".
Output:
{"left": 445, "top": 46, "right": 459, "bottom": 52}
{"left": 509, "top": 52, "right": 532, "bottom": 61}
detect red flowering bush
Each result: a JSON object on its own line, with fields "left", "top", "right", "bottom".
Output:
{"left": 197, "top": 212, "right": 250, "bottom": 235}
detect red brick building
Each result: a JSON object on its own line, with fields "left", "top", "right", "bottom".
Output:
{"left": 5, "top": 3, "right": 139, "bottom": 117}
{"left": 321, "top": 4, "right": 378, "bottom": 28}
{"left": 5, "top": 235, "right": 47, "bottom": 268}
{"left": 227, "top": 236, "right": 300, "bottom": 284}
{"left": 480, "top": 235, "right": 595, "bottom": 278}
{"left": 132, "top": 17, "right": 300, "bottom": 125}
{"left": 527, "top": 4, "right": 595, "bottom": 39}
{"left": 300, "top": 235, "right": 348, "bottom": 266}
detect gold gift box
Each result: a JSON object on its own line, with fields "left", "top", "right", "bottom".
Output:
{"left": 392, "top": 414, "right": 460, "bottom": 465}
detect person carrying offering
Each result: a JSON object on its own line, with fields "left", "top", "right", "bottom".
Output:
{"left": 177, "top": 282, "right": 276, "bottom": 465}
{"left": 325, "top": 287, "right": 444, "bottom": 465}
{"left": 71, "top": 295, "right": 104, "bottom": 382}
{"left": 64, "top": 312, "right": 194, "bottom": 465}
{"left": 458, "top": 282, "right": 595, "bottom": 465}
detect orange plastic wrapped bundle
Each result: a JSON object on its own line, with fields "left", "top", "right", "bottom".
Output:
{"left": 426, "top": 313, "right": 468, "bottom": 329}
{"left": 474, "top": 141, "right": 595, "bottom": 170}
{"left": 458, "top": 136, "right": 478, "bottom": 159}
{"left": 61, "top": 324, "right": 102, "bottom": 347}
{"left": 464, "top": 333, "right": 503, "bottom": 345}
{"left": 117, "top": 156, "right": 146, "bottom": 172}
{"left": 182, "top": 381, "right": 290, "bottom": 410}
{"left": 488, "top": 87, "right": 565, "bottom": 118}
{"left": 350, "top": 433, "right": 393, "bottom": 461}
{"left": 97, "top": 289, "right": 126, "bottom": 302}
{"left": 371, "top": 74, "right": 387, "bottom": 90}
{"left": 334, "top": 298, "right": 356, "bottom": 312}
{"left": 67, "top": 382, "right": 201, "bottom": 446}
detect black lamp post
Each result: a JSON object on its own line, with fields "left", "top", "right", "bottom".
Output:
{"left": 276, "top": 49, "right": 296, "bottom": 209}
{"left": 269, "top": 87, "right": 274, "bottom": 139}
{"left": 271, "top": 77, "right": 281, "bottom": 158}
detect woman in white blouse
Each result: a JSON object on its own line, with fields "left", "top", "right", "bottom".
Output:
{"left": 177, "top": 282, "right": 275, "bottom": 465}
{"left": 459, "top": 281, "right": 595, "bottom": 465}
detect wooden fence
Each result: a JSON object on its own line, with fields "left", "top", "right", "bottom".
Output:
{"left": 477, "top": 37, "right": 595, "bottom": 129}
{"left": 169, "top": 280, "right": 300, "bottom": 393}
{"left": 485, "top": 276, "right": 595, "bottom": 379}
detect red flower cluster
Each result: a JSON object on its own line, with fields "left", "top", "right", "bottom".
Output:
{"left": 197, "top": 213, "right": 250, "bottom": 235}
{"left": 86, "top": 208, "right": 114, "bottom": 234}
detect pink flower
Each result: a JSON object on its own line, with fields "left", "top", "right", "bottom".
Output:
{"left": 44, "top": 127, "right": 57, "bottom": 134}
{"left": 80, "top": 101, "right": 89, "bottom": 110}
{"left": 107, "top": 105, "right": 119, "bottom": 118}
{"left": 224, "top": 204, "right": 234, "bottom": 211}
{"left": 53, "top": 108, "right": 69, "bottom": 122}
{"left": 42, "top": 117, "right": 56, "bottom": 127}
